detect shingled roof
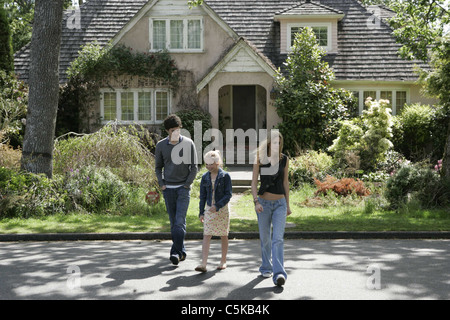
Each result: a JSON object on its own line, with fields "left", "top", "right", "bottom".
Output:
{"left": 205, "top": 0, "right": 428, "bottom": 81}
{"left": 275, "top": 1, "right": 344, "bottom": 17}
{"left": 14, "top": 0, "right": 148, "bottom": 83}
{"left": 14, "top": 0, "right": 427, "bottom": 84}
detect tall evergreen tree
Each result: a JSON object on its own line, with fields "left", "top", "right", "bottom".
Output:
{"left": 0, "top": 0, "right": 14, "bottom": 72}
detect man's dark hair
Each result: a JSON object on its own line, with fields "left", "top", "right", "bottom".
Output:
{"left": 164, "top": 114, "right": 182, "bottom": 130}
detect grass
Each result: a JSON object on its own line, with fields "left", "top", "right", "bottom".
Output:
{"left": 0, "top": 184, "right": 449, "bottom": 234}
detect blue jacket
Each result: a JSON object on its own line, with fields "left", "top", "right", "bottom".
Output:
{"left": 199, "top": 168, "right": 232, "bottom": 217}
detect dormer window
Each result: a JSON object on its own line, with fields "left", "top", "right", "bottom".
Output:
{"left": 274, "top": 1, "right": 344, "bottom": 54}
{"left": 288, "top": 23, "right": 332, "bottom": 51}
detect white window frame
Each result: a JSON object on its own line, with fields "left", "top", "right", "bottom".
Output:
{"left": 100, "top": 88, "right": 171, "bottom": 125}
{"left": 149, "top": 17, "right": 204, "bottom": 52}
{"left": 352, "top": 88, "right": 410, "bottom": 116}
{"left": 287, "top": 22, "right": 332, "bottom": 52}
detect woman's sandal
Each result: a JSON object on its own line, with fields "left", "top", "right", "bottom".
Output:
{"left": 195, "top": 265, "right": 207, "bottom": 273}
{"left": 217, "top": 262, "right": 227, "bottom": 270}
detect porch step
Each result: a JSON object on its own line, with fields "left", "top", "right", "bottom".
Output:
{"left": 227, "top": 166, "right": 253, "bottom": 194}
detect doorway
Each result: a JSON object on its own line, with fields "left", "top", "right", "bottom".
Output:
{"left": 232, "top": 85, "right": 255, "bottom": 131}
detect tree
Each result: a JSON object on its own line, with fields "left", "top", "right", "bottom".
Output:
{"left": 0, "top": 0, "right": 14, "bottom": 72}
{"left": 363, "top": 0, "right": 450, "bottom": 177}
{"left": 419, "top": 39, "right": 450, "bottom": 177}
{"left": 21, "top": 0, "right": 65, "bottom": 178}
{"left": 274, "top": 28, "right": 355, "bottom": 155}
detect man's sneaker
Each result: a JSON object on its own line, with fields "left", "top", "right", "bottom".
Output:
{"left": 180, "top": 254, "right": 187, "bottom": 262}
{"left": 275, "top": 274, "right": 286, "bottom": 287}
{"left": 262, "top": 272, "right": 272, "bottom": 278}
{"left": 170, "top": 254, "right": 179, "bottom": 265}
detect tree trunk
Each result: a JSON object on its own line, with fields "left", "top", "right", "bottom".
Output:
{"left": 21, "top": 0, "right": 64, "bottom": 178}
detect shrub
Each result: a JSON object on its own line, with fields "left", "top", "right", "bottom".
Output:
{"left": 54, "top": 124, "right": 157, "bottom": 188}
{"left": 392, "top": 103, "right": 447, "bottom": 162}
{"left": 385, "top": 163, "right": 450, "bottom": 209}
{"left": 314, "top": 175, "right": 370, "bottom": 197}
{"left": 0, "top": 132, "right": 21, "bottom": 169}
{"left": 289, "top": 150, "right": 334, "bottom": 186}
{"left": 63, "top": 166, "right": 130, "bottom": 213}
{"left": 329, "top": 98, "right": 394, "bottom": 172}
{"left": 0, "top": 70, "right": 28, "bottom": 147}
{"left": 0, "top": 167, "right": 66, "bottom": 218}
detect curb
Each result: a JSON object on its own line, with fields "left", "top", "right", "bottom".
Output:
{"left": 0, "top": 231, "right": 449, "bottom": 242}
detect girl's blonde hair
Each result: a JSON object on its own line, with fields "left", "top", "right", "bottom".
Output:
{"left": 204, "top": 150, "right": 223, "bottom": 166}
{"left": 256, "top": 131, "right": 284, "bottom": 165}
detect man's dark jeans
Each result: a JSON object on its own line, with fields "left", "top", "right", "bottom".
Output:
{"left": 162, "top": 186, "right": 190, "bottom": 259}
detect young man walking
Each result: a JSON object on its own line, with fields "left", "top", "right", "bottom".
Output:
{"left": 155, "top": 114, "right": 198, "bottom": 265}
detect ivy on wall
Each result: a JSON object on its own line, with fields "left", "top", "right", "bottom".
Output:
{"left": 57, "top": 43, "right": 180, "bottom": 135}
{"left": 67, "top": 43, "right": 179, "bottom": 89}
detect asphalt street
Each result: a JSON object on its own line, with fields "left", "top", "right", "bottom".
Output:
{"left": 0, "top": 239, "right": 448, "bottom": 300}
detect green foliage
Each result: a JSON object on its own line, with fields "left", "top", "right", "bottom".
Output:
{"left": 0, "top": 167, "right": 66, "bottom": 218}
{"left": 0, "top": 2, "right": 14, "bottom": 72}
{"left": 67, "top": 43, "right": 179, "bottom": 89}
{"left": 0, "top": 70, "right": 28, "bottom": 146}
{"left": 289, "top": 150, "right": 334, "bottom": 186}
{"left": 54, "top": 124, "right": 157, "bottom": 188}
{"left": 329, "top": 98, "right": 394, "bottom": 172}
{"left": 387, "top": 0, "right": 449, "bottom": 62}
{"left": 1, "top": 123, "right": 162, "bottom": 217}
{"left": 275, "top": 28, "right": 355, "bottom": 155}
{"left": 63, "top": 166, "right": 130, "bottom": 213}
{"left": 385, "top": 163, "right": 450, "bottom": 209}
{"left": 58, "top": 43, "right": 180, "bottom": 135}
{"left": 392, "top": 103, "right": 447, "bottom": 162}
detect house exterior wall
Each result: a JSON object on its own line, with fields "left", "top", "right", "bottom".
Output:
{"left": 112, "top": 3, "right": 238, "bottom": 129}
{"left": 334, "top": 81, "right": 439, "bottom": 115}
{"left": 76, "top": 0, "right": 439, "bottom": 137}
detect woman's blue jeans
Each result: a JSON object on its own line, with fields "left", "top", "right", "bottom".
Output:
{"left": 163, "top": 186, "right": 190, "bottom": 259}
{"left": 256, "top": 197, "right": 287, "bottom": 284}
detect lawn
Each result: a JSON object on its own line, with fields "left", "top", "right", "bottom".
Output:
{"left": 0, "top": 185, "right": 448, "bottom": 234}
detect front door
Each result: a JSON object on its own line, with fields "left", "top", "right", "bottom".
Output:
{"left": 232, "top": 85, "right": 255, "bottom": 131}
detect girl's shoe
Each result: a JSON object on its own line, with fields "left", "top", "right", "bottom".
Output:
{"left": 262, "top": 272, "right": 272, "bottom": 278}
{"left": 217, "top": 262, "right": 227, "bottom": 270}
{"left": 195, "top": 265, "right": 207, "bottom": 273}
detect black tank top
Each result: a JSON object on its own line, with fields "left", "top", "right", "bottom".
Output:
{"left": 258, "top": 154, "right": 288, "bottom": 196}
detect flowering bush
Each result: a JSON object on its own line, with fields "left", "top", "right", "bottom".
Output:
{"left": 435, "top": 159, "right": 443, "bottom": 173}
{"left": 329, "top": 98, "right": 394, "bottom": 172}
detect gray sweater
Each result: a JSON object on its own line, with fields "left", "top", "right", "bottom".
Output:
{"left": 155, "top": 136, "right": 198, "bottom": 188}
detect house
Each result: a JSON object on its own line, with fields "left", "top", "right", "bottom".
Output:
{"left": 14, "top": 0, "right": 437, "bottom": 135}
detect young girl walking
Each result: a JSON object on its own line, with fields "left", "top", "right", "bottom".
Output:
{"left": 196, "top": 151, "right": 232, "bottom": 273}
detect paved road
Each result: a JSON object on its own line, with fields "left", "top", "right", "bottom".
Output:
{"left": 0, "top": 239, "right": 448, "bottom": 300}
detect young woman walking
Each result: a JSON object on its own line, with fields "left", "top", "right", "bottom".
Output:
{"left": 251, "top": 131, "right": 291, "bottom": 286}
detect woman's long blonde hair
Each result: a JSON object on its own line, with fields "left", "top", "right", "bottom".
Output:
{"left": 256, "top": 131, "right": 284, "bottom": 165}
